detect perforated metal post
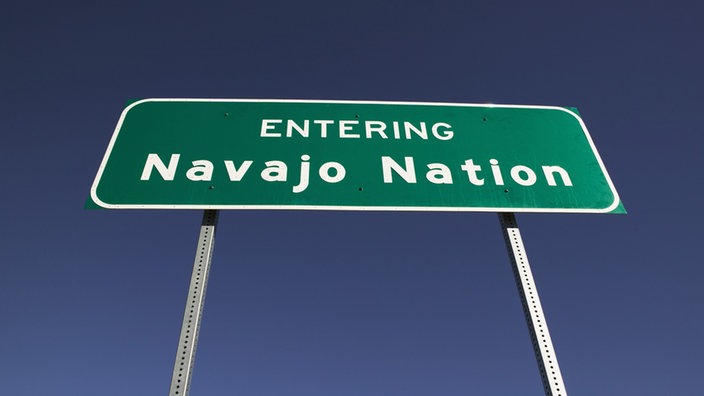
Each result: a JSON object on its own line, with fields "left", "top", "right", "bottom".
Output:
{"left": 169, "top": 210, "right": 219, "bottom": 396}
{"left": 498, "top": 213, "right": 567, "bottom": 396}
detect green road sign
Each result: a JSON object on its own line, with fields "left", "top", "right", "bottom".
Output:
{"left": 88, "top": 99, "right": 624, "bottom": 213}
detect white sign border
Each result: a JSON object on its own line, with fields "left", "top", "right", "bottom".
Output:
{"left": 90, "top": 98, "right": 622, "bottom": 213}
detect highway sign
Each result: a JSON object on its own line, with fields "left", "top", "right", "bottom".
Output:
{"left": 89, "top": 99, "right": 623, "bottom": 213}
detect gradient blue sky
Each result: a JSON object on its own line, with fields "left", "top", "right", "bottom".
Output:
{"left": 2, "top": 1, "right": 702, "bottom": 395}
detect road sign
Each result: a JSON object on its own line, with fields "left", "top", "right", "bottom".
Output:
{"left": 88, "top": 99, "right": 624, "bottom": 213}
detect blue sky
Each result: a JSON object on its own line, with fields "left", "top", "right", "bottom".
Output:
{"left": 2, "top": 1, "right": 702, "bottom": 395}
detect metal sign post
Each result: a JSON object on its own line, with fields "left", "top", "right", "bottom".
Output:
{"left": 168, "top": 210, "right": 219, "bottom": 396}
{"left": 499, "top": 213, "right": 567, "bottom": 396}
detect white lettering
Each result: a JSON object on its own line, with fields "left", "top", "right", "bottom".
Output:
{"left": 382, "top": 156, "right": 417, "bottom": 183}
{"left": 259, "top": 119, "right": 454, "bottom": 140}
{"left": 313, "top": 120, "right": 334, "bottom": 138}
{"left": 286, "top": 120, "right": 309, "bottom": 138}
{"left": 426, "top": 163, "right": 453, "bottom": 184}
{"left": 339, "top": 120, "right": 360, "bottom": 138}
{"left": 224, "top": 160, "right": 253, "bottom": 181}
{"left": 542, "top": 166, "right": 573, "bottom": 186}
{"left": 365, "top": 121, "right": 388, "bottom": 139}
{"left": 292, "top": 155, "right": 310, "bottom": 193}
{"left": 319, "top": 162, "right": 346, "bottom": 183}
{"left": 261, "top": 161, "right": 287, "bottom": 182}
{"left": 431, "top": 122, "right": 454, "bottom": 140}
{"left": 260, "top": 119, "right": 282, "bottom": 137}
{"left": 461, "top": 159, "right": 484, "bottom": 185}
{"left": 140, "top": 153, "right": 180, "bottom": 181}
{"left": 489, "top": 159, "right": 504, "bottom": 186}
{"left": 392, "top": 121, "right": 401, "bottom": 139}
{"left": 510, "top": 165, "right": 537, "bottom": 186}
{"left": 186, "top": 160, "right": 213, "bottom": 181}
{"left": 404, "top": 122, "right": 428, "bottom": 139}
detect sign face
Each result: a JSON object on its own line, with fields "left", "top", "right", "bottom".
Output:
{"left": 89, "top": 99, "right": 624, "bottom": 213}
